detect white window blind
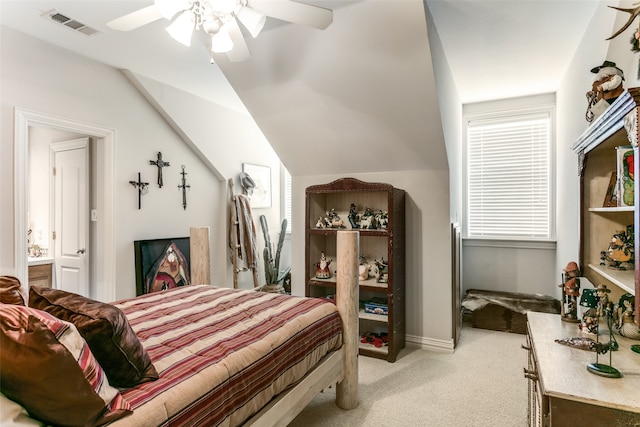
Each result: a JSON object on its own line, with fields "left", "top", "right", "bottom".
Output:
{"left": 283, "top": 167, "right": 292, "bottom": 234}
{"left": 466, "top": 112, "right": 551, "bottom": 239}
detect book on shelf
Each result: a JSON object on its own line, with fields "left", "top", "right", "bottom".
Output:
{"left": 603, "top": 170, "right": 617, "bottom": 207}
{"left": 616, "top": 146, "right": 634, "bottom": 207}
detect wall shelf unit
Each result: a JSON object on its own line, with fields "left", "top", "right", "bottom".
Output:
{"left": 571, "top": 87, "right": 640, "bottom": 327}
{"left": 305, "top": 178, "right": 405, "bottom": 362}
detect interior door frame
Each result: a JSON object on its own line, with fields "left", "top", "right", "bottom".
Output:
{"left": 14, "top": 108, "right": 116, "bottom": 302}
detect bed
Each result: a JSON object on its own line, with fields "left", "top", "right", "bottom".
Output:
{"left": 0, "top": 228, "right": 359, "bottom": 427}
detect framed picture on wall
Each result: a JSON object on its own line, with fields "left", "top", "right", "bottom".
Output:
{"left": 134, "top": 237, "right": 190, "bottom": 296}
{"left": 243, "top": 163, "right": 271, "bottom": 208}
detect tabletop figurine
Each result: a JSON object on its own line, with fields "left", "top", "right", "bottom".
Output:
{"left": 595, "top": 284, "right": 613, "bottom": 318}
{"left": 559, "top": 261, "right": 580, "bottom": 322}
{"left": 616, "top": 293, "right": 640, "bottom": 340}
{"left": 579, "top": 288, "right": 599, "bottom": 335}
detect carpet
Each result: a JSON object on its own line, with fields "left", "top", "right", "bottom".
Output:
{"left": 289, "top": 323, "right": 528, "bottom": 427}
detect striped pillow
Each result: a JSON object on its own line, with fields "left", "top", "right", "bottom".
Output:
{"left": 0, "top": 305, "right": 131, "bottom": 427}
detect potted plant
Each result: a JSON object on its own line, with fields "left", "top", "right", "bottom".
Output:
{"left": 258, "top": 215, "right": 291, "bottom": 293}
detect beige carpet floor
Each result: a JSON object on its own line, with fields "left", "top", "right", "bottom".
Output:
{"left": 289, "top": 323, "right": 528, "bottom": 427}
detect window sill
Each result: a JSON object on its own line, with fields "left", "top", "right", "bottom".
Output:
{"left": 462, "top": 238, "right": 556, "bottom": 250}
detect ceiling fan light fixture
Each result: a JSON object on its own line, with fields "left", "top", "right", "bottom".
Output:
{"left": 202, "top": 18, "right": 222, "bottom": 35}
{"left": 155, "top": 0, "right": 191, "bottom": 20}
{"left": 211, "top": 28, "right": 233, "bottom": 53}
{"left": 166, "top": 11, "right": 196, "bottom": 46}
{"left": 236, "top": 6, "right": 265, "bottom": 38}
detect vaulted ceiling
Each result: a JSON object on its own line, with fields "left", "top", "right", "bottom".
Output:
{"left": 1, "top": 1, "right": 599, "bottom": 176}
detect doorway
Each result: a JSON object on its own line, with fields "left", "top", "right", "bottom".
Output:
{"left": 28, "top": 130, "right": 91, "bottom": 294}
{"left": 51, "top": 138, "right": 90, "bottom": 296}
{"left": 14, "top": 108, "right": 116, "bottom": 302}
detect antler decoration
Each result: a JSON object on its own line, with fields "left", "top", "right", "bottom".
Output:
{"left": 606, "top": 4, "right": 640, "bottom": 40}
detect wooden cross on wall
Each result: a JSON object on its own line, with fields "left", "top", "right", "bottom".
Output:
{"left": 149, "top": 152, "right": 170, "bottom": 188}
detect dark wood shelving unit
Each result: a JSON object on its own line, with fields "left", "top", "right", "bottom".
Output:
{"left": 305, "top": 177, "right": 405, "bottom": 362}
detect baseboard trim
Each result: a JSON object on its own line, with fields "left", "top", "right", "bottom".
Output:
{"left": 406, "top": 334, "right": 454, "bottom": 353}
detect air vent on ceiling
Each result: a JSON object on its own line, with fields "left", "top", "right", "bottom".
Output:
{"left": 44, "top": 10, "right": 100, "bottom": 37}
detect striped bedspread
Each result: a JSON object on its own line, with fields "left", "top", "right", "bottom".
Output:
{"left": 110, "top": 285, "right": 343, "bottom": 427}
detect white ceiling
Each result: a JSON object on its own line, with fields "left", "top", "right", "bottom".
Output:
{"left": 427, "top": 0, "right": 599, "bottom": 104}
{"left": 0, "top": 0, "right": 602, "bottom": 175}
{"left": 0, "top": 1, "right": 599, "bottom": 105}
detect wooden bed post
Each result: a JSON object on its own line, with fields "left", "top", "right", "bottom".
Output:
{"left": 190, "top": 227, "right": 211, "bottom": 285}
{"left": 336, "top": 230, "right": 359, "bottom": 410}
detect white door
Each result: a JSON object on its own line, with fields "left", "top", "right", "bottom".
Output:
{"left": 52, "top": 138, "right": 89, "bottom": 296}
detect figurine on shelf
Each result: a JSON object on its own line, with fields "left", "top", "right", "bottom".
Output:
{"left": 375, "top": 258, "right": 388, "bottom": 283}
{"left": 367, "top": 260, "right": 380, "bottom": 280}
{"left": 604, "top": 225, "right": 634, "bottom": 270}
{"left": 358, "top": 207, "right": 376, "bottom": 229}
{"left": 325, "top": 208, "right": 346, "bottom": 228}
{"left": 616, "top": 293, "right": 640, "bottom": 340}
{"left": 585, "top": 61, "right": 625, "bottom": 122}
{"left": 375, "top": 210, "right": 388, "bottom": 230}
{"left": 348, "top": 204, "right": 359, "bottom": 229}
{"left": 559, "top": 261, "right": 581, "bottom": 322}
{"left": 315, "top": 216, "right": 325, "bottom": 229}
{"left": 315, "top": 252, "right": 332, "bottom": 279}
{"left": 358, "top": 261, "right": 370, "bottom": 281}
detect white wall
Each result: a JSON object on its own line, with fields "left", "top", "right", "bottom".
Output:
{"left": 122, "top": 71, "right": 283, "bottom": 289}
{"left": 292, "top": 170, "right": 452, "bottom": 347}
{"left": 425, "top": 1, "right": 463, "bottom": 225}
{"left": 0, "top": 27, "right": 282, "bottom": 299}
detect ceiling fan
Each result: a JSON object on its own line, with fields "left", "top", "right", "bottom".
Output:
{"left": 106, "top": 0, "right": 333, "bottom": 62}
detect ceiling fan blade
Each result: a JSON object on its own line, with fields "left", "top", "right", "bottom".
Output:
{"left": 225, "top": 19, "right": 251, "bottom": 62}
{"left": 248, "top": 0, "right": 333, "bottom": 30}
{"left": 106, "top": 5, "right": 163, "bottom": 32}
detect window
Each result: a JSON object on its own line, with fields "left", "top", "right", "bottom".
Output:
{"left": 465, "top": 108, "right": 553, "bottom": 240}
{"left": 282, "top": 166, "right": 292, "bottom": 234}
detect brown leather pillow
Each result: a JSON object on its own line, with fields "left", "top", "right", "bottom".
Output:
{"left": 29, "top": 286, "right": 159, "bottom": 388}
{"left": 0, "top": 305, "right": 131, "bottom": 426}
{"left": 0, "top": 276, "right": 26, "bottom": 306}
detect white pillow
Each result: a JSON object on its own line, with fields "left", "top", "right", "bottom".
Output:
{"left": 0, "top": 393, "right": 43, "bottom": 427}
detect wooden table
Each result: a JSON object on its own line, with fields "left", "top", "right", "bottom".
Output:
{"left": 526, "top": 312, "right": 640, "bottom": 426}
